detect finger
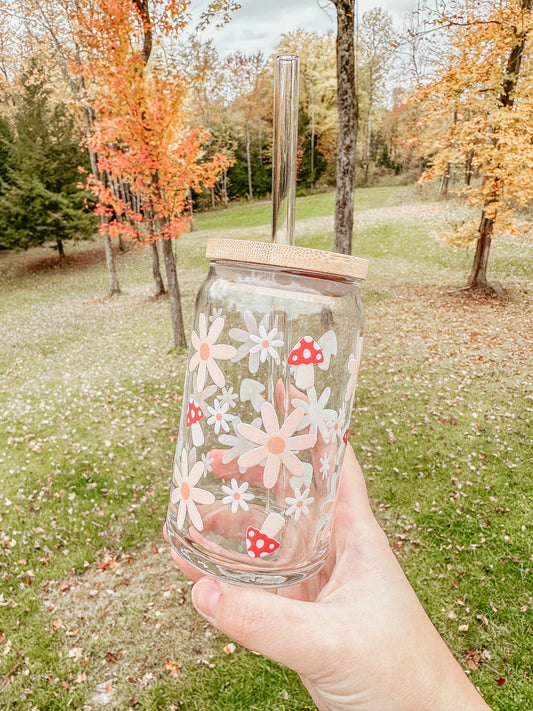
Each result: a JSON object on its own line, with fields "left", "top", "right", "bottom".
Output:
{"left": 333, "top": 444, "right": 381, "bottom": 543}
{"left": 192, "top": 577, "right": 326, "bottom": 678}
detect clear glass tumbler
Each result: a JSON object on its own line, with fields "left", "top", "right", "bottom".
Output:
{"left": 166, "top": 238, "right": 368, "bottom": 587}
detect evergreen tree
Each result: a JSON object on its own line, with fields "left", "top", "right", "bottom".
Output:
{"left": 0, "top": 58, "right": 95, "bottom": 254}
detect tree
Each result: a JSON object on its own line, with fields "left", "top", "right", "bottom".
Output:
{"left": 415, "top": 0, "right": 533, "bottom": 290}
{"left": 0, "top": 56, "right": 95, "bottom": 253}
{"left": 358, "top": 8, "right": 395, "bottom": 183}
{"left": 3, "top": 0, "right": 123, "bottom": 294}
{"left": 225, "top": 52, "right": 268, "bottom": 200}
{"left": 74, "top": 0, "right": 230, "bottom": 346}
{"left": 326, "top": 0, "right": 358, "bottom": 255}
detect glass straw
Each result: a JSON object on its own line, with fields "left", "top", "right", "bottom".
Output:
{"left": 271, "top": 54, "right": 299, "bottom": 246}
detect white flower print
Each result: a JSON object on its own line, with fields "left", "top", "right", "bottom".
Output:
{"left": 221, "top": 478, "right": 254, "bottom": 513}
{"left": 289, "top": 461, "right": 314, "bottom": 493}
{"left": 209, "top": 307, "right": 223, "bottom": 323}
{"left": 345, "top": 336, "right": 363, "bottom": 402}
{"left": 292, "top": 386, "right": 336, "bottom": 442}
{"left": 171, "top": 448, "right": 215, "bottom": 531}
{"left": 219, "top": 417, "right": 261, "bottom": 470}
{"left": 327, "top": 405, "right": 346, "bottom": 444}
{"left": 249, "top": 324, "right": 284, "bottom": 365}
{"left": 189, "top": 314, "right": 236, "bottom": 391}
{"left": 320, "top": 452, "right": 331, "bottom": 479}
{"left": 206, "top": 398, "right": 234, "bottom": 434}
{"left": 237, "top": 402, "right": 316, "bottom": 489}
{"left": 229, "top": 312, "right": 272, "bottom": 375}
{"left": 218, "top": 386, "right": 239, "bottom": 409}
{"left": 201, "top": 451, "right": 214, "bottom": 475}
{"left": 285, "top": 487, "right": 314, "bottom": 521}
{"left": 191, "top": 376, "right": 217, "bottom": 410}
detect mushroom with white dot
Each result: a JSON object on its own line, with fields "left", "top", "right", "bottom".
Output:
{"left": 186, "top": 398, "right": 205, "bottom": 446}
{"left": 245, "top": 512, "right": 284, "bottom": 558}
{"left": 288, "top": 336, "right": 324, "bottom": 390}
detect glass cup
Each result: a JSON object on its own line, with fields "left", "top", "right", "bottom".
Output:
{"left": 166, "top": 238, "right": 368, "bottom": 587}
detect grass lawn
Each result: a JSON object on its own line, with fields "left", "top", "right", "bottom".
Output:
{"left": 0, "top": 185, "right": 531, "bottom": 710}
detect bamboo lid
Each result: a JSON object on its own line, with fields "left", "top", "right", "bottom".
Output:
{"left": 205, "top": 239, "right": 368, "bottom": 281}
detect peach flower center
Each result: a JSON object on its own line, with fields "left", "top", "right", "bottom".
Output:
{"left": 181, "top": 482, "right": 190, "bottom": 500}
{"left": 199, "top": 343, "right": 210, "bottom": 361}
{"left": 267, "top": 436, "right": 285, "bottom": 455}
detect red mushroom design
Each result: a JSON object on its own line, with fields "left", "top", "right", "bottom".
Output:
{"left": 246, "top": 512, "right": 284, "bottom": 558}
{"left": 186, "top": 397, "right": 205, "bottom": 447}
{"left": 288, "top": 336, "right": 324, "bottom": 390}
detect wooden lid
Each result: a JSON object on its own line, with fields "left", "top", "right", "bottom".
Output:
{"left": 205, "top": 239, "right": 368, "bottom": 281}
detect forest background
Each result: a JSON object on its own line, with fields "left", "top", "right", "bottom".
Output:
{"left": 0, "top": 0, "right": 532, "bottom": 709}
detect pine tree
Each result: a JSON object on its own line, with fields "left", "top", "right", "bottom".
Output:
{"left": 0, "top": 57, "right": 95, "bottom": 254}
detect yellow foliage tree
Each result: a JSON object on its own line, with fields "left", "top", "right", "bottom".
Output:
{"left": 416, "top": 0, "right": 533, "bottom": 290}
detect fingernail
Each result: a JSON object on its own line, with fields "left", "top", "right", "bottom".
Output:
{"left": 192, "top": 578, "right": 221, "bottom": 621}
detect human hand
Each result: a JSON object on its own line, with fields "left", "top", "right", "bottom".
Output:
{"left": 166, "top": 444, "right": 491, "bottom": 711}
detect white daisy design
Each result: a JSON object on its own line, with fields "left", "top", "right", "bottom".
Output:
{"left": 221, "top": 478, "right": 254, "bottom": 513}
{"left": 188, "top": 314, "right": 236, "bottom": 391}
{"left": 218, "top": 386, "right": 239, "bottom": 409}
{"left": 345, "top": 336, "right": 363, "bottom": 402}
{"left": 171, "top": 448, "right": 215, "bottom": 531}
{"left": 320, "top": 452, "right": 331, "bottom": 479}
{"left": 201, "top": 451, "right": 214, "bottom": 475}
{"left": 229, "top": 312, "right": 273, "bottom": 375}
{"left": 249, "top": 324, "right": 284, "bottom": 365}
{"left": 219, "top": 417, "right": 261, "bottom": 471}
{"left": 209, "top": 307, "right": 223, "bottom": 323}
{"left": 285, "top": 487, "right": 314, "bottom": 521}
{"left": 292, "top": 386, "right": 336, "bottom": 442}
{"left": 327, "top": 405, "right": 347, "bottom": 444}
{"left": 206, "top": 398, "right": 234, "bottom": 434}
{"left": 237, "top": 402, "right": 316, "bottom": 489}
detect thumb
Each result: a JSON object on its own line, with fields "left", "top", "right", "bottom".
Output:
{"left": 192, "top": 577, "right": 322, "bottom": 676}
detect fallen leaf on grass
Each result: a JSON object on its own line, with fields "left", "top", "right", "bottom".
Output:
{"left": 458, "top": 624, "right": 469, "bottom": 632}
{"left": 464, "top": 649, "right": 492, "bottom": 671}
{"left": 223, "top": 643, "right": 236, "bottom": 654}
{"left": 495, "top": 677, "right": 506, "bottom": 686}
{"left": 165, "top": 659, "right": 183, "bottom": 676}
{"left": 476, "top": 614, "right": 489, "bottom": 626}
{"left": 52, "top": 619, "right": 63, "bottom": 632}
{"left": 98, "top": 552, "right": 119, "bottom": 571}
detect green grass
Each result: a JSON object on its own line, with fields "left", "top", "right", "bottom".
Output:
{"left": 0, "top": 185, "right": 531, "bottom": 709}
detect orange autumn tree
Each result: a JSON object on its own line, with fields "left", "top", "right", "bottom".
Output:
{"left": 415, "top": 0, "right": 533, "bottom": 291}
{"left": 73, "top": 0, "right": 230, "bottom": 345}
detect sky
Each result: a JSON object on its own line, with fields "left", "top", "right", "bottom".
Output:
{"left": 192, "top": 0, "right": 418, "bottom": 57}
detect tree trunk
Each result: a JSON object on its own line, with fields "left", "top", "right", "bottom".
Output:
{"left": 309, "top": 82, "right": 316, "bottom": 186}
{"left": 465, "top": 151, "right": 473, "bottom": 187}
{"left": 160, "top": 234, "right": 187, "bottom": 347}
{"left": 84, "top": 122, "right": 121, "bottom": 296}
{"left": 246, "top": 125, "right": 253, "bottom": 200}
{"left": 56, "top": 238, "right": 65, "bottom": 259}
{"left": 187, "top": 189, "right": 194, "bottom": 231}
{"left": 103, "top": 230, "right": 121, "bottom": 296}
{"left": 222, "top": 169, "right": 229, "bottom": 207}
{"left": 467, "top": 211, "right": 493, "bottom": 290}
{"left": 364, "top": 101, "right": 372, "bottom": 184}
{"left": 331, "top": 0, "right": 358, "bottom": 255}
{"left": 439, "top": 163, "right": 450, "bottom": 197}
{"left": 149, "top": 241, "right": 166, "bottom": 296}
